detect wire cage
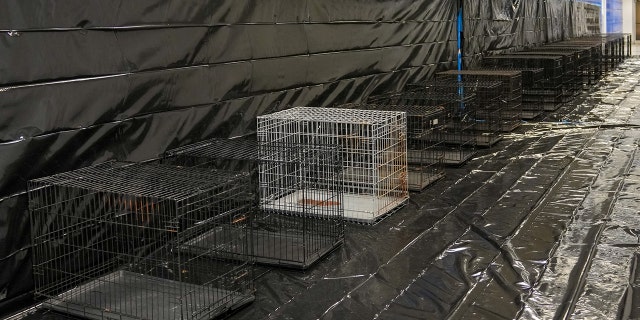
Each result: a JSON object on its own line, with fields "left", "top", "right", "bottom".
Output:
{"left": 413, "top": 78, "right": 508, "bottom": 146}
{"left": 163, "top": 138, "right": 345, "bottom": 269}
{"left": 367, "top": 89, "right": 478, "bottom": 165}
{"left": 258, "top": 107, "right": 408, "bottom": 224}
{"left": 28, "top": 161, "right": 255, "bottom": 320}
{"left": 473, "top": 67, "right": 545, "bottom": 119}
{"left": 482, "top": 55, "right": 565, "bottom": 111}
{"left": 510, "top": 51, "right": 578, "bottom": 101}
{"left": 340, "top": 103, "right": 445, "bottom": 191}
{"left": 553, "top": 34, "right": 631, "bottom": 77}
{"left": 526, "top": 46, "right": 593, "bottom": 88}
{"left": 541, "top": 44, "right": 603, "bottom": 84}
{"left": 436, "top": 70, "right": 522, "bottom": 133}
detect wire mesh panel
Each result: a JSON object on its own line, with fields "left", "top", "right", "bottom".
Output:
{"left": 340, "top": 103, "right": 445, "bottom": 191}
{"left": 482, "top": 55, "right": 565, "bottom": 111}
{"left": 163, "top": 139, "right": 345, "bottom": 269}
{"left": 509, "top": 51, "right": 578, "bottom": 101}
{"left": 258, "top": 107, "right": 408, "bottom": 224}
{"left": 476, "top": 67, "right": 545, "bottom": 119}
{"left": 28, "top": 161, "right": 254, "bottom": 320}
{"left": 436, "top": 70, "right": 522, "bottom": 133}
{"left": 367, "top": 90, "right": 478, "bottom": 165}
{"left": 526, "top": 46, "right": 592, "bottom": 87}
{"left": 541, "top": 44, "right": 603, "bottom": 84}
{"left": 412, "top": 79, "right": 507, "bottom": 146}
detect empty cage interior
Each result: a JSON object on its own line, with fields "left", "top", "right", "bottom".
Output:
{"left": 28, "top": 162, "right": 254, "bottom": 320}
{"left": 164, "top": 138, "right": 345, "bottom": 268}
{"left": 340, "top": 103, "right": 445, "bottom": 191}
{"left": 258, "top": 107, "right": 408, "bottom": 223}
{"left": 369, "top": 89, "right": 478, "bottom": 165}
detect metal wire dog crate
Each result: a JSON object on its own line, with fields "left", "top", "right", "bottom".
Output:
{"left": 414, "top": 79, "right": 507, "bottom": 146}
{"left": 258, "top": 107, "right": 408, "bottom": 224}
{"left": 436, "top": 70, "right": 522, "bottom": 133}
{"left": 340, "top": 103, "right": 445, "bottom": 191}
{"left": 371, "top": 88, "right": 478, "bottom": 165}
{"left": 510, "top": 51, "right": 578, "bottom": 101}
{"left": 476, "top": 67, "right": 545, "bottom": 119}
{"left": 28, "top": 161, "right": 255, "bottom": 320}
{"left": 163, "top": 138, "right": 345, "bottom": 269}
{"left": 541, "top": 44, "right": 602, "bottom": 85}
{"left": 482, "top": 55, "right": 565, "bottom": 111}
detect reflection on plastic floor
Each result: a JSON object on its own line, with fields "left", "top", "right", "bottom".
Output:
{"left": 14, "top": 60, "right": 640, "bottom": 320}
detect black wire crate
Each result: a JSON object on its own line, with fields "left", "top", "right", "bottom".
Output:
{"left": 340, "top": 103, "right": 446, "bottom": 191}
{"left": 473, "top": 67, "right": 545, "bottom": 119}
{"left": 435, "top": 71, "right": 523, "bottom": 134}
{"left": 368, "top": 90, "right": 478, "bottom": 165}
{"left": 418, "top": 80, "right": 508, "bottom": 141}
{"left": 482, "top": 55, "right": 565, "bottom": 111}
{"left": 164, "top": 138, "right": 345, "bottom": 269}
{"left": 510, "top": 51, "right": 579, "bottom": 100}
{"left": 28, "top": 161, "right": 255, "bottom": 320}
{"left": 542, "top": 44, "right": 603, "bottom": 84}
{"left": 529, "top": 46, "right": 594, "bottom": 87}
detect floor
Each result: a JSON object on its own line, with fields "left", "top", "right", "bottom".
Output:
{"left": 10, "top": 57, "right": 640, "bottom": 320}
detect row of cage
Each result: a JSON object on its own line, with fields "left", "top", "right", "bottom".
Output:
{"left": 26, "top": 34, "right": 632, "bottom": 320}
{"left": 28, "top": 107, "right": 413, "bottom": 320}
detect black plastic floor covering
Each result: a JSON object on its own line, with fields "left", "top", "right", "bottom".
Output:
{"left": 13, "top": 58, "right": 640, "bottom": 320}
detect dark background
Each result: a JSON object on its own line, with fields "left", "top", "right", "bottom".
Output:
{"left": 0, "top": 0, "right": 597, "bottom": 315}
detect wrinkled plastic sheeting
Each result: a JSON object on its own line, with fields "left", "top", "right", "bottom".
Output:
{"left": 463, "top": 0, "right": 594, "bottom": 68}
{"left": 10, "top": 60, "right": 640, "bottom": 319}
{"left": 0, "top": 0, "right": 458, "bottom": 310}
{"left": 224, "top": 60, "right": 640, "bottom": 319}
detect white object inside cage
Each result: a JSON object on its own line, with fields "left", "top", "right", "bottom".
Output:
{"left": 258, "top": 107, "right": 409, "bottom": 223}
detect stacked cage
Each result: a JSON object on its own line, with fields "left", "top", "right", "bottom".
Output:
{"left": 559, "top": 34, "right": 631, "bottom": 76}
{"left": 475, "top": 67, "right": 545, "bottom": 119}
{"left": 482, "top": 55, "right": 564, "bottom": 111}
{"left": 28, "top": 161, "right": 255, "bottom": 320}
{"left": 340, "top": 103, "right": 446, "bottom": 191}
{"left": 415, "top": 80, "right": 504, "bottom": 146}
{"left": 436, "top": 70, "right": 522, "bottom": 133}
{"left": 542, "top": 44, "right": 603, "bottom": 85}
{"left": 510, "top": 51, "right": 578, "bottom": 101}
{"left": 258, "top": 107, "right": 408, "bottom": 224}
{"left": 370, "top": 88, "right": 477, "bottom": 164}
{"left": 529, "top": 46, "right": 593, "bottom": 88}
{"left": 553, "top": 40, "right": 607, "bottom": 77}
{"left": 163, "top": 139, "right": 345, "bottom": 269}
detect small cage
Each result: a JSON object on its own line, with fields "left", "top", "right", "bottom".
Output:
{"left": 528, "top": 46, "right": 592, "bottom": 88}
{"left": 475, "top": 67, "right": 545, "bottom": 119}
{"left": 510, "top": 51, "right": 578, "bottom": 101}
{"left": 436, "top": 70, "right": 522, "bottom": 133}
{"left": 163, "top": 139, "right": 345, "bottom": 269}
{"left": 258, "top": 107, "right": 408, "bottom": 224}
{"left": 367, "top": 90, "right": 478, "bottom": 165}
{"left": 413, "top": 79, "right": 507, "bottom": 146}
{"left": 542, "top": 44, "right": 603, "bottom": 84}
{"left": 28, "top": 161, "right": 254, "bottom": 320}
{"left": 340, "top": 103, "right": 445, "bottom": 191}
{"left": 482, "top": 55, "right": 565, "bottom": 111}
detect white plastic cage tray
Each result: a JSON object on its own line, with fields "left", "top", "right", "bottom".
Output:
{"left": 261, "top": 189, "right": 406, "bottom": 224}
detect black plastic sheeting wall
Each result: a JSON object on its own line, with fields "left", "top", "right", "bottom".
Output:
{"left": 0, "top": 0, "right": 458, "bottom": 312}
{"left": 463, "top": 0, "right": 597, "bottom": 67}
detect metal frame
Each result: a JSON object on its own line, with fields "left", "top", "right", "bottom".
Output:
{"left": 164, "top": 138, "right": 345, "bottom": 269}
{"left": 28, "top": 161, "right": 255, "bottom": 320}
{"left": 258, "top": 107, "right": 409, "bottom": 224}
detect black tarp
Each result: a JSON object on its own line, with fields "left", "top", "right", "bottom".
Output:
{"left": 0, "top": 0, "right": 458, "bottom": 313}
{"left": 12, "top": 59, "right": 640, "bottom": 319}
{"left": 463, "top": 0, "right": 597, "bottom": 68}
{"left": 0, "top": 0, "right": 614, "bottom": 318}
